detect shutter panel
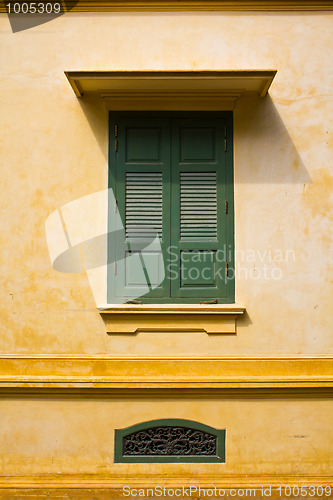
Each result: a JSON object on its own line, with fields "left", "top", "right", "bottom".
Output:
{"left": 125, "top": 172, "right": 163, "bottom": 240}
{"left": 110, "top": 117, "right": 171, "bottom": 301}
{"left": 180, "top": 172, "right": 217, "bottom": 240}
{"left": 170, "top": 118, "right": 229, "bottom": 300}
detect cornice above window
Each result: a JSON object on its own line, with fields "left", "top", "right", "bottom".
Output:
{"left": 65, "top": 70, "right": 277, "bottom": 110}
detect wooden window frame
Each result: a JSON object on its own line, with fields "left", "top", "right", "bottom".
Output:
{"left": 107, "top": 111, "right": 235, "bottom": 304}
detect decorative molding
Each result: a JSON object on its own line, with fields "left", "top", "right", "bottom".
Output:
{"left": 99, "top": 304, "right": 245, "bottom": 334}
{"left": 100, "top": 91, "right": 243, "bottom": 110}
{"left": 65, "top": 71, "right": 277, "bottom": 106}
{"left": 76, "top": 1, "right": 333, "bottom": 11}
{"left": 1, "top": 1, "right": 333, "bottom": 14}
{"left": 0, "top": 474, "right": 332, "bottom": 496}
{"left": 2, "top": 1, "right": 332, "bottom": 13}
{"left": 0, "top": 355, "right": 332, "bottom": 389}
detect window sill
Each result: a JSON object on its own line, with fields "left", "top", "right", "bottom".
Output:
{"left": 98, "top": 304, "right": 245, "bottom": 334}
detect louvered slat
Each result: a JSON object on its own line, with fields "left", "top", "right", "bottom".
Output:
{"left": 125, "top": 172, "right": 163, "bottom": 239}
{"left": 180, "top": 172, "right": 217, "bottom": 240}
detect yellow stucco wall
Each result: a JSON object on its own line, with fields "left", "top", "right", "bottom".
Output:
{"left": 1, "top": 396, "right": 333, "bottom": 476}
{"left": 1, "top": 11, "right": 332, "bottom": 355}
{"left": 0, "top": 9, "right": 332, "bottom": 496}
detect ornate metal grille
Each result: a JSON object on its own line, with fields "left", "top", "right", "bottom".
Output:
{"left": 123, "top": 425, "right": 217, "bottom": 456}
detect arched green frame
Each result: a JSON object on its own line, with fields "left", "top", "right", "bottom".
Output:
{"left": 114, "top": 418, "right": 226, "bottom": 463}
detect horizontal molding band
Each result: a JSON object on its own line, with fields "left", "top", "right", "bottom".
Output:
{"left": 0, "top": 474, "right": 332, "bottom": 488}
{"left": 1, "top": 387, "right": 333, "bottom": 397}
{"left": 0, "top": 356, "right": 332, "bottom": 388}
{"left": 2, "top": 1, "right": 332, "bottom": 13}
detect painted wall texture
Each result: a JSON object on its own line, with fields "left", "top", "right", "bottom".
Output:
{"left": 1, "top": 11, "right": 332, "bottom": 355}
{"left": 1, "top": 397, "right": 333, "bottom": 476}
{"left": 0, "top": 7, "right": 332, "bottom": 496}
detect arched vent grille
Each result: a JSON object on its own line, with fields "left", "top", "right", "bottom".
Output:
{"left": 115, "top": 419, "right": 225, "bottom": 463}
{"left": 123, "top": 425, "right": 217, "bottom": 456}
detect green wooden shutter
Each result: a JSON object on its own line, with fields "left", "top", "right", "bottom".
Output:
{"left": 108, "top": 112, "right": 234, "bottom": 304}
{"left": 110, "top": 117, "right": 171, "bottom": 301}
{"left": 170, "top": 117, "right": 233, "bottom": 301}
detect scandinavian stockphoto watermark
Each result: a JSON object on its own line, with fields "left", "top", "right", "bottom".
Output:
{"left": 45, "top": 188, "right": 296, "bottom": 306}
{"left": 167, "top": 245, "right": 295, "bottom": 284}
{"left": 5, "top": 0, "right": 78, "bottom": 33}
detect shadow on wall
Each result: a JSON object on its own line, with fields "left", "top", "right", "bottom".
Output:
{"left": 234, "top": 308, "right": 253, "bottom": 330}
{"left": 76, "top": 92, "right": 312, "bottom": 187}
{"left": 78, "top": 95, "right": 109, "bottom": 161}
{"left": 234, "top": 94, "right": 311, "bottom": 185}
{"left": 45, "top": 90, "right": 316, "bottom": 321}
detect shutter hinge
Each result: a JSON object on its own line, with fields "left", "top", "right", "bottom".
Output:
{"left": 226, "top": 262, "right": 229, "bottom": 277}
{"left": 114, "top": 261, "right": 117, "bottom": 274}
{"left": 224, "top": 125, "right": 227, "bottom": 152}
{"left": 115, "top": 124, "right": 118, "bottom": 152}
{"left": 225, "top": 200, "right": 228, "bottom": 214}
